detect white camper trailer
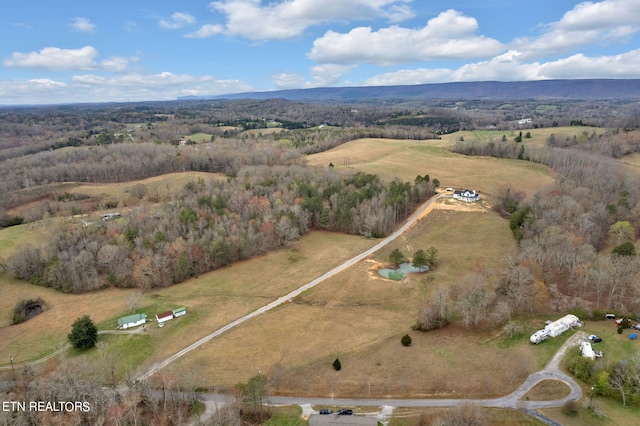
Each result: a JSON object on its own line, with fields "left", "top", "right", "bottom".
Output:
{"left": 530, "top": 330, "right": 549, "bottom": 344}
{"left": 530, "top": 314, "right": 582, "bottom": 344}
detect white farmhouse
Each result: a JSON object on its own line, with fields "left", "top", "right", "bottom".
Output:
{"left": 117, "top": 313, "right": 147, "bottom": 329}
{"left": 453, "top": 189, "right": 480, "bottom": 203}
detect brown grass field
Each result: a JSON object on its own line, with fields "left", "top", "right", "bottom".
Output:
{"left": 620, "top": 152, "right": 640, "bottom": 171}
{"left": 12, "top": 136, "right": 634, "bottom": 422}
{"left": 0, "top": 231, "right": 375, "bottom": 366}
{"left": 304, "top": 137, "right": 555, "bottom": 199}
{"left": 5, "top": 172, "right": 225, "bottom": 219}
{"left": 540, "top": 397, "right": 640, "bottom": 426}
{"left": 165, "top": 205, "right": 549, "bottom": 399}
{"left": 388, "top": 407, "right": 542, "bottom": 425}
{"left": 522, "top": 380, "right": 571, "bottom": 401}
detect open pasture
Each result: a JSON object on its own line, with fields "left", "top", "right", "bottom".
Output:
{"left": 0, "top": 231, "right": 374, "bottom": 374}
{"left": 305, "top": 138, "right": 555, "bottom": 199}
{"left": 187, "top": 132, "right": 213, "bottom": 143}
{"left": 448, "top": 126, "right": 602, "bottom": 149}
{"left": 167, "top": 207, "right": 558, "bottom": 398}
{"left": 64, "top": 171, "right": 224, "bottom": 200}
{"left": 2, "top": 141, "right": 564, "bottom": 401}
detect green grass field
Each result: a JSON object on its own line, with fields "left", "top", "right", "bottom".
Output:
{"left": 451, "top": 126, "right": 603, "bottom": 149}
{"left": 188, "top": 132, "right": 213, "bottom": 143}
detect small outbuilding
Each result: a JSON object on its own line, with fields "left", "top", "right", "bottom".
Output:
{"left": 156, "top": 311, "right": 174, "bottom": 323}
{"left": 118, "top": 313, "right": 147, "bottom": 329}
{"left": 173, "top": 307, "right": 187, "bottom": 317}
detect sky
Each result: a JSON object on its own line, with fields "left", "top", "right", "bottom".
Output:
{"left": 1, "top": 0, "right": 639, "bottom": 105}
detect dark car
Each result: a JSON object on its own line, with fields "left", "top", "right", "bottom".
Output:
{"left": 319, "top": 409, "right": 333, "bottom": 415}
{"left": 337, "top": 409, "right": 353, "bottom": 415}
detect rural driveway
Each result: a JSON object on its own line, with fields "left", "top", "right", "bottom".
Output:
{"left": 265, "top": 333, "right": 584, "bottom": 421}
{"left": 137, "top": 193, "right": 447, "bottom": 381}
{"left": 0, "top": 328, "right": 145, "bottom": 371}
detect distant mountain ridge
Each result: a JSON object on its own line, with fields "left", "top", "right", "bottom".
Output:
{"left": 180, "top": 79, "right": 640, "bottom": 102}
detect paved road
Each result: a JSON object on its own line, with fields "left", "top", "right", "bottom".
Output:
{"left": 137, "top": 193, "right": 447, "bottom": 381}
{"left": 195, "top": 333, "right": 584, "bottom": 424}
{"left": 268, "top": 333, "right": 584, "bottom": 409}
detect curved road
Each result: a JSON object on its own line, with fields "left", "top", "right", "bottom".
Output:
{"left": 268, "top": 333, "right": 584, "bottom": 410}
{"left": 198, "top": 333, "right": 584, "bottom": 424}
{"left": 137, "top": 193, "right": 447, "bottom": 381}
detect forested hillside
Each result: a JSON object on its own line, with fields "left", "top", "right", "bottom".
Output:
{"left": 452, "top": 130, "right": 640, "bottom": 314}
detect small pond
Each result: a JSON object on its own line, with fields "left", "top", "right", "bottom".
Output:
{"left": 378, "top": 263, "right": 429, "bottom": 280}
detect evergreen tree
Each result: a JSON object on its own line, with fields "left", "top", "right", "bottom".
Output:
{"left": 333, "top": 358, "right": 342, "bottom": 371}
{"left": 68, "top": 315, "right": 98, "bottom": 349}
{"left": 412, "top": 249, "right": 428, "bottom": 270}
{"left": 401, "top": 334, "right": 412, "bottom": 346}
{"left": 389, "top": 249, "right": 406, "bottom": 266}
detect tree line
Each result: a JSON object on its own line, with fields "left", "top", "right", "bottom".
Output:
{"left": 450, "top": 138, "right": 640, "bottom": 316}
{"left": 8, "top": 167, "right": 435, "bottom": 293}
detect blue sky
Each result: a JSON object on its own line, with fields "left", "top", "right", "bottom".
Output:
{"left": 1, "top": 0, "right": 639, "bottom": 104}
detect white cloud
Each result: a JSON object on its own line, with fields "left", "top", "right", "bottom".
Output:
{"left": 364, "top": 68, "right": 453, "bottom": 86}
{"left": 556, "top": 0, "right": 640, "bottom": 31}
{"left": 159, "top": 12, "right": 197, "bottom": 29}
{"left": 101, "top": 54, "right": 139, "bottom": 72}
{"left": 3, "top": 46, "right": 136, "bottom": 72}
{"left": 511, "top": 0, "right": 640, "bottom": 60}
{"left": 450, "top": 51, "right": 541, "bottom": 82}
{"left": 271, "top": 64, "right": 354, "bottom": 89}
{"left": 71, "top": 17, "right": 96, "bottom": 33}
{"left": 272, "top": 73, "right": 308, "bottom": 89}
{"left": 0, "top": 73, "right": 253, "bottom": 104}
{"left": 4, "top": 46, "right": 99, "bottom": 70}
{"left": 310, "top": 64, "right": 355, "bottom": 86}
{"left": 0, "top": 79, "right": 70, "bottom": 105}
{"left": 192, "top": 0, "right": 414, "bottom": 40}
{"left": 309, "top": 10, "right": 504, "bottom": 65}
{"left": 363, "top": 48, "right": 640, "bottom": 86}
{"left": 186, "top": 24, "right": 224, "bottom": 38}
{"left": 537, "top": 49, "right": 640, "bottom": 79}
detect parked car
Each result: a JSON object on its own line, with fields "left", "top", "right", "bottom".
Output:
{"left": 337, "top": 409, "right": 353, "bottom": 415}
{"left": 319, "top": 409, "right": 333, "bottom": 415}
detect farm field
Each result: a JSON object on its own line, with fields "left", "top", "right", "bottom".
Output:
{"left": 2, "top": 137, "right": 559, "bottom": 397}
{"left": 450, "top": 126, "right": 603, "bottom": 149}
{"left": 13, "top": 133, "right": 633, "bottom": 423}
{"left": 5, "top": 171, "right": 225, "bottom": 220}
{"left": 621, "top": 152, "right": 640, "bottom": 170}
{"left": 387, "top": 407, "right": 542, "bottom": 425}
{"left": 0, "top": 231, "right": 375, "bottom": 371}
{"left": 187, "top": 132, "right": 213, "bottom": 143}
{"left": 167, "top": 205, "right": 558, "bottom": 398}
{"left": 304, "top": 137, "right": 555, "bottom": 199}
